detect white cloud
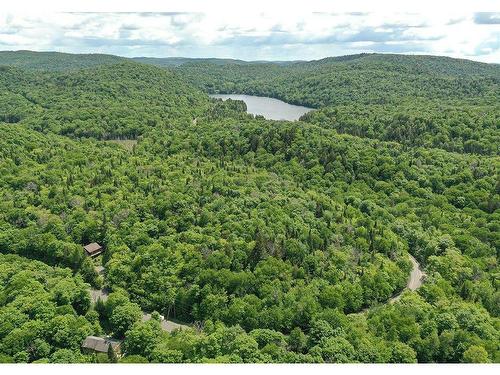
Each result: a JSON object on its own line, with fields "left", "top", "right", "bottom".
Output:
{"left": 0, "top": 12, "right": 498, "bottom": 62}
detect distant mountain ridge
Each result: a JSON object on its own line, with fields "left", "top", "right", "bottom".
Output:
{"left": 0, "top": 50, "right": 127, "bottom": 71}
{"left": 302, "top": 53, "right": 500, "bottom": 77}
{"left": 3, "top": 50, "right": 497, "bottom": 74}
{"left": 0, "top": 50, "right": 302, "bottom": 70}
{"left": 133, "top": 56, "right": 302, "bottom": 67}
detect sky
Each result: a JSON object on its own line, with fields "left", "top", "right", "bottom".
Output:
{"left": 0, "top": 11, "right": 499, "bottom": 63}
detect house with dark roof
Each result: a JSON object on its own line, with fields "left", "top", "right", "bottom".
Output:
{"left": 81, "top": 336, "right": 121, "bottom": 355}
{"left": 83, "top": 242, "right": 103, "bottom": 257}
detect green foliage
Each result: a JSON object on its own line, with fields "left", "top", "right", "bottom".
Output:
{"left": 319, "top": 337, "right": 356, "bottom": 363}
{"left": 178, "top": 53, "right": 499, "bottom": 108}
{"left": 0, "top": 63, "right": 210, "bottom": 139}
{"left": 50, "top": 348, "right": 87, "bottom": 363}
{"left": 119, "top": 354, "right": 149, "bottom": 363}
{"left": 389, "top": 342, "right": 417, "bottom": 363}
{"left": 302, "top": 101, "right": 499, "bottom": 155}
{"left": 0, "top": 254, "right": 96, "bottom": 363}
{"left": 107, "top": 297, "right": 142, "bottom": 338}
{"left": 462, "top": 345, "right": 490, "bottom": 363}
{"left": 0, "top": 51, "right": 126, "bottom": 71}
{"left": 177, "top": 53, "right": 499, "bottom": 155}
{"left": 122, "top": 320, "right": 162, "bottom": 357}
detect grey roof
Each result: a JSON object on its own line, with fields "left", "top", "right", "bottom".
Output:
{"left": 82, "top": 336, "right": 121, "bottom": 353}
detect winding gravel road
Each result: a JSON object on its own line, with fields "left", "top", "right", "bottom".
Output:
{"left": 91, "top": 254, "right": 425, "bottom": 323}
{"left": 389, "top": 254, "right": 425, "bottom": 304}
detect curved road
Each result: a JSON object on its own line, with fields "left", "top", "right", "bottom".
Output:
{"left": 354, "top": 254, "right": 425, "bottom": 314}
{"left": 389, "top": 254, "right": 425, "bottom": 304}
{"left": 91, "top": 254, "right": 425, "bottom": 322}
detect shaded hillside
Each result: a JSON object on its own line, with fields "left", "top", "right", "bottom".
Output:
{"left": 176, "top": 54, "right": 500, "bottom": 155}
{"left": 133, "top": 56, "right": 250, "bottom": 67}
{"left": 0, "top": 51, "right": 294, "bottom": 71}
{"left": 301, "top": 100, "right": 500, "bottom": 155}
{"left": 0, "top": 62, "right": 210, "bottom": 138}
{"left": 0, "top": 50, "right": 127, "bottom": 71}
{"left": 134, "top": 56, "right": 299, "bottom": 67}
{"left": 177, "top": 53, "right": 500, "bottom": 107}
{"left": 301, "top": 53, "right": 500, "bottom": 77}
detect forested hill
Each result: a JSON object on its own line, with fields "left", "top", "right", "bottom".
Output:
{"left": 0, "top": 51, "right": 127, "bottom": 71}
{"left": 0, "top": 50, "right": 288, "bottom": 70}
{"left": 176, "top": 53, "right": 500, "bottom": 107}
{"left": 297, "top": 53, "right": 500, "bottom": 77}
{"left": 133, "top": 57, "right": 252, "bottom": 67}
{"left": 175, "top": 53, "right": 500, "bottom": 155}
{"left": 0, "top": 62, "right": 210, "bottom": 138}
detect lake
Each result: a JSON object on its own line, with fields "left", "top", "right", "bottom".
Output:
{"left": 210, "top": 94, "right": 312, "bottom": 121}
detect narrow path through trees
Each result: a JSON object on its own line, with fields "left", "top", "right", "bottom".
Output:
{"left": 388, "top": 254, "right": 425, "bottom": 304}
{"left": 354, "top": 254, "right": 426, "bottom": 314}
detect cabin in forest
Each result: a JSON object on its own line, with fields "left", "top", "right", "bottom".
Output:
{"left": 83, "top": 242, "right": 103, "bottom": 257}
{"left": 81, "top": 336, "right": 121, "bottom": 355}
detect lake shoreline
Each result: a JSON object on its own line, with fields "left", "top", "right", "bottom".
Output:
{"left": 210, "top": 93, "right": 313, "bottom": 121}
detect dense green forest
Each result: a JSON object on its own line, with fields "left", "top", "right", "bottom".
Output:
{"left": 175, "top": 54, "right": 499, "bottom": 155}
{"left": 175, "top": 54, "right": 500, "bottom": 107}
{"left": 0, "top": 51, "right": 126, "bottom": 71}
{"left": 0, "top": 51, "right": 498, "bottom": 363}
{"left": 0, "top": 63, "right": 209, "bottom": 139}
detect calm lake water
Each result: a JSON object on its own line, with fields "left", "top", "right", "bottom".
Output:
{"left": 210, "top": 94, "right": 312, "bottom": 121}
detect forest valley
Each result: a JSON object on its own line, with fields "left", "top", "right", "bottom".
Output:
{"left": 0, "top": 51, "right": 498, "bottom": 363}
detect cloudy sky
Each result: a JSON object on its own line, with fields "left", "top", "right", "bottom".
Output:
{"left": 1, "top": 11, "right": 499, "bottom": 62}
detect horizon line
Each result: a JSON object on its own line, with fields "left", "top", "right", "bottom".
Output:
{"left": 1, "top": 49, "right": 498, "bottom": 65}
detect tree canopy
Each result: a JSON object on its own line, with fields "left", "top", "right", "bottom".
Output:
{"left": 0, "top": 51, "right": 498, "bottom": 363}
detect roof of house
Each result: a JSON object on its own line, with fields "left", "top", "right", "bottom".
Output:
{"left": 81, "top": 336, "right": 121, "bottom": 353}
{"left": 83, "top": 242, "right": 103, "bottom": 254}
